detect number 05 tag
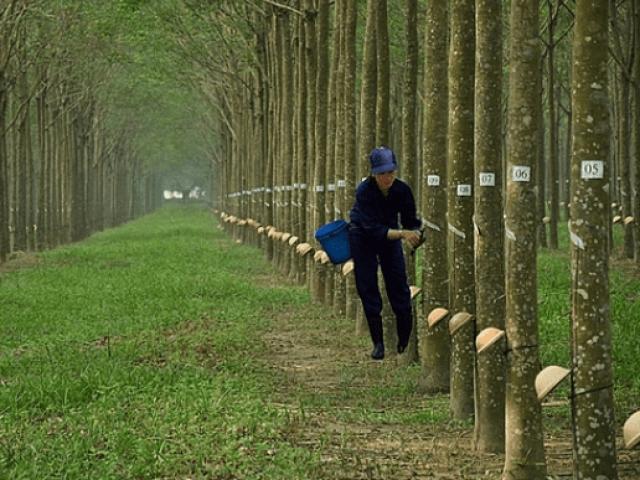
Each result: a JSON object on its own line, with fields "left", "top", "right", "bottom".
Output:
{"left": 581, "top": 161, "right": 604, "bottom": 179}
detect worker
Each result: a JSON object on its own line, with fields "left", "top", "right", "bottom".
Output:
{"left": 348, "top": 146, "right": 422, "bottom": 360}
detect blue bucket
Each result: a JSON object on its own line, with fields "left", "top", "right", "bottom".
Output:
{"left": 315, "top": 219, "right": 351, "bottom": 264}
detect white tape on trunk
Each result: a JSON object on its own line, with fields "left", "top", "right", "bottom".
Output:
{"left": 424, "top": 220, "right": 441, "bottom": 232}
{"left": 570, "top": 229, "right": 585, "bottom": 249}
{"left": 448, "top": 223, "right": 466, "bottom": 239}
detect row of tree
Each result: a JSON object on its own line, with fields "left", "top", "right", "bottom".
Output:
{"left": 0, "top": 1, "right": 214, "bottom": 264}
{"left": 207, "top": 1, "right": 623, "bottom": 479}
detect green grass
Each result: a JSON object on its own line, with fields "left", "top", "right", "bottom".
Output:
{"left": 538, "top": 226, "right": 640, "bottom": 416}
{"left": 0, "top": 204, "right": 317, "bottom": 479}
{"left": 0, "top": 203, "right": 638, "bottom": 478}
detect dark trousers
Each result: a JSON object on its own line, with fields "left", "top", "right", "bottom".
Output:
{"left": 349, "top": 230, "right": 413, "bottom": 347}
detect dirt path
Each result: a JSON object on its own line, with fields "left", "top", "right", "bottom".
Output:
{"left": 263, "top": 306, "right": 640, "bottom": 479}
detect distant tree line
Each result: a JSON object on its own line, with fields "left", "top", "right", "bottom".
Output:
{"left": 0, "top": 1, "right": 171, "bottom": 263}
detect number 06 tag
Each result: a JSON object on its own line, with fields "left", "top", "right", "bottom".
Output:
{"left": 512, "top": 166, "right": 531, "bottom": 182}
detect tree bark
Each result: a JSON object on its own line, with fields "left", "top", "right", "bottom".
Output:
{"left": 312, "top": 0, "right": 329, "bottom": 303}
{"left": 474, "top": 0, "right": 505, "bottom": 454}
{"left": 354, "top": 0, "right": 378, "bottom": 335}
{"left": 295, "top": 3, "right": 308, "bottom": 282}
{"left": 375, "top": 0, "right": 390, "bottom": 146}
{"left": 448, "top": 0, "right": 475, "bottom": 422}
{"left": 400, "top": 0, "right": 419, "bottom": 362}
{"left": 0, "top": 82, "right": 8, "bottom": 262}
{"left": 502, "top": 1, "right": 547, "bottom": 478}
{"left": 343, "top": 0, "right": 358, "bottom": 322}
{"left": 547, "top": 0, "right": 560, "bottom": 249}
{"left": 634, "top": 0, "right": 640, "bottom": 263}
{"left": 570, "top": 1, "right": 618, "bottom": 477}
{"left": 419, "top": 0, "right": 450, "bottom": 394}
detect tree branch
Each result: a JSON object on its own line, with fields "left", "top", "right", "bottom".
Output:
{"left": 261, "top": 0, "right": 304, "bottom": 17}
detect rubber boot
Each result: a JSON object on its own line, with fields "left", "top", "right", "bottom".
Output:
{"left": 371, "top": 342, "right": 385, "bottom": 360}
{"left": 396, "top": 313, "right": 412, "bottom": 354}
{"left": 367, "top": 316, "right": 384, "bottom": 360}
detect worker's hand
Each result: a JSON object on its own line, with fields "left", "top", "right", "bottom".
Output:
{"left": 402, "top": 229, "right": 421, "bottom": 248}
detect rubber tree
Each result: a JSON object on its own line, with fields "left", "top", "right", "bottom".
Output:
{"left": 304, "top": 0, "right": 317, "bottom": 255}
{"left": 473, "top": 0, "right": 505, "bottom": 454}
{"left": 633, "top": 0, "right": 640, "bottom": 263}
{"left": 545, "top": 0, "right": 562, "bottom": 249}
{"left": 311, "top": 0, "right": 330, "bottom": 303}
{"left": 329, "top": 0, "right": 345, "bottom": 313}
{"left": 447, "top": 0, "right": 476, "bottom": 421}
{"left": 0, "top": 0, "right": 24, "bottom": 262}
{"left": 375, "top": 0, "right": 390, "bottom": 147}
{"left": 343, "top": 0, "right": 358, "bottom": 322}
{"left": 371, "top": 0, "right": 397, "bottom": 355}
{"left": 503, "top": 0, "right": 547, "bottom": 478}
{"left": 325, "top": 0, "right": 341, "bottom": 307}
{"left": 400, "top": 0, "right": 419, "bottom": 362}
{"left": 419, "top": 0, "right": 450, "bottom": 394}
{"left": 570, "top": 0, "right": 617, "bottom": 477}
{"left": 610, "top": 1, "right": 635, "bottom": 258}
{"left": 355, "top": 0, "right": 377, "bottom": 335}
{"left": 295, "top": 1, "right": 309, "bottom": 282}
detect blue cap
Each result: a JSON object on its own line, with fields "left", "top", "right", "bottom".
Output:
{"left": 369, "top": 146, "right": 397, "bottom": 174}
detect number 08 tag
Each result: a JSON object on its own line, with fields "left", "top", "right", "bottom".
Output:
{"left": 457, "top": 184, "right": 472, "bottom": 196}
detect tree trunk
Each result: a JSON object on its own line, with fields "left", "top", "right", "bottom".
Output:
{"left": 0, "top": 83, "right": 8, "bottom": 262}
{"left": 343, "top": 0, "right": 358, "bottom": 322}
{"left": 537, "top": 60, "right": 547, "bottom": 249}
{"left": 419, "top": 0, "right": 450, "bottom": 394}
{"left": 325, "top": 0, "right": 340, "bottom": 306}
{"left": 15, "top": 43, "right": 30, "bottom": 252}
{"left": 547, "top": 0, "right": 560, "bottom": 249}
{"left": 570, "top": 1, "right": 618, "bottom": 478}
{"left": 36, "top": 84, "right": 48, "bottom": 250}
{"left": 473, "top": 0, "right": 505, "bottom": 454}
{"left": 634, "top": 0, "right": 640, "bottom": 263}
{"left": 400, "top": 0, "right": 419, "bottom": 362}
{"left": 295, "top": 4, "right": 308, "bottom": 283}
{"left": 617, "top": 74, "right": 633, "bottom": 258}
{"left": 375, "top": 0, "right": 389, "bottom": 146}
{"left": 312, "top": 0, "right": 330, "bottom": 302}
{"left": 358, "top": 0, "right": 377, "bottom": 177}
{"left": 332, "top": 0, "right": 346, "bottom": 314}
{"left": 448, "top": 0, "right": 475, "bottom": 421}
{"left": 502, "top": 1, "right": 547, "bottom": 478}
{"left": 303, "top": 0, "right": 317, "bottom": 291}
{"left": 280, "top": 12, "right": 294, "bottom": 277}
{"left": 354, "top": 0, "right": 377, "bottom": 335}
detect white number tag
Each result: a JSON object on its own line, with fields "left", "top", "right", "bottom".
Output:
{"left": 581, "top": 160, "right": 604, "bottom": 179}
{"left": 457, "top": 184, "right": 472, "bottom": 196}
{"left": 427, "top": 175, "right": 440, "bottom": 187}
{"left": 479, "top": 172, "right": 495, "bottom": 187}
{"left": 512, "top": 166, "right": 531, "bottom": 182}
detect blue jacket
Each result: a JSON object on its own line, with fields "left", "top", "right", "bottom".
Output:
{"left": 349, "top": 177, "right": 421, "bottom": 243}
